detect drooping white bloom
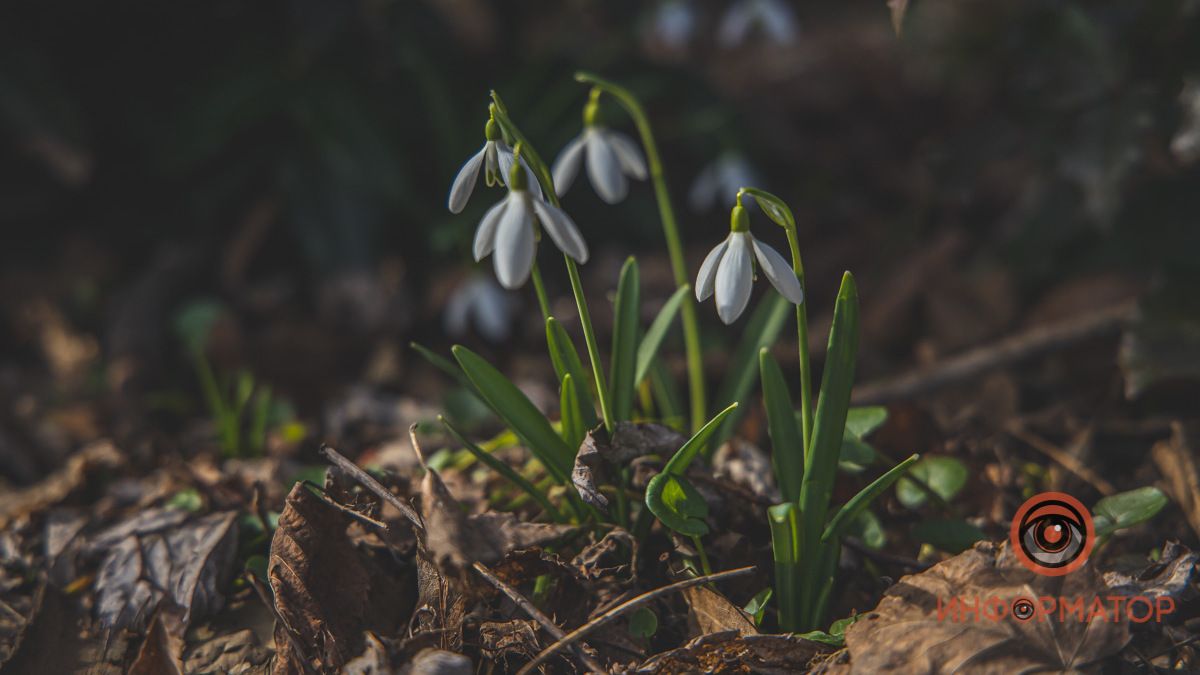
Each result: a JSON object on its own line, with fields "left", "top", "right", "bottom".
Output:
{"left": 448, "top": 119, "right": 540, "bottom": 213}
{"left": 444, "top": 274, "right": 519, "bottom": 342}
{"left": 717, "top": 0, "right": 798, "bottom": 48}
{"left": 696, "top": 205, "right": 803, "bottom": 323}
{"left": 553, "top": 125, "right": 648, "bottom": 204}
{"left": 644, "top": 0, "right": 697, "bottom": 51}
{"left": 474, "top": 170, "right": 588, "bottom": 290}
{"left": 689, "top": 153, "right": 760, "bottom": 212}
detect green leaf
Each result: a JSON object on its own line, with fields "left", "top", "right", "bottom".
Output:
{"left": 560, "top": 374, "right": 585, "bottom": 451}
{"left": 799, "top": 272, "right": 860, "bottom": 547}
{"left": 610, "top": 257, "right": 640, "bottom": 422}
{"left": 768, "top": 502, "right": 802, "bottom": 632}
{"left": 546, "top": 319, "right": 598, "bottom": 429}
{"left": 452, "top": 346, "right": 574, "bottom": 484}
{"left": 838, "top": 432, "right": 877, "bottom": 473}
{"left": 662, "top": 402, "right": 740, "bottom": 475}
{"left": 823, "top": 454, "right": 919, "bottom": 542}
{"left": 760, "top": 349, "right": 803, "bottom": 502}
{"left": 649, "top": 358, "right": 685, "bottom": 430}
{"left": 439, "top": 415, "right": 563, "bottom": 522}
{"left": 845, "top": 510, "right": 886, "bottom": 550}
{"left": 1093, "top": 487, "right": 1168, "bottom": 537}
{"left": 635, "top": 285, "right": 689, "bottom": 387}
{"left": 896, "top": 456, "right": 968, "bottom": 509}
{"left": 711, "top": 294, "right": 792, "bottom": 453}
{"left": 645, "top": 472, "right": 709, "bottom": 536}
{"left": 628, "top": 607, "right": 658, "bottom": 639}
{"left": 845, "top": 406, "right": 888, "bottom": 438}
{"left": 746, "top": 189, "right": 796, "bottom": 230}
{"left": 744, "top": 588, "right": 774, "bottom": 626}
{"left": 411, "top": 342, "right": 495, "bottom": 417}
{"left": 911, "top": 518, "right": 987, "bottom": 553}
{"left": 166, "top": 488, "right": 203, "bottom": 513}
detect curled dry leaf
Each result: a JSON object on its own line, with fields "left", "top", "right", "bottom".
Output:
{"left": 183, "top": 629, "right": 272, "bottom": 675}
{"left": 834, "top": 540, "right": 1199, "bottom": 674}
{"left": 269, "top": 484, "right": 371, "bottom": 674}
{"left": 128, "top": 607, "right": 186, "bottom": 675}
{"left": 682, "top": 586, "right": 757, "bottom": 638}
{"left": 91, "top": 508, "right": 238, "bottom": 631}
{"left": 573, "top": 422, "right": 686, "bottom": 509}
{"left": 634, "top": 630, "right": 830, "bottom": 674}
{"left": 0, "top": 440, "right": 123, "bottom": 529}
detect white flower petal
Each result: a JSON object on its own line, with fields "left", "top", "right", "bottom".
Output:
{"left": 695, "top": 239, "right": 728, "bottom": 301}
{"left": 586, "top": 129, "right": 628, "bottom": 203}
{"left": 717, "top": 1, "right": 755, "bottom": 48}
{"left": 604, "top": 130, "right": 648, "bottom": 180}
{"left": 448, "top": 147, "right": 485, "bottom": 213}
{"left": 496, "top": 140, "right": 515, "bottom": 184}
{"left": 473, "top": 199, "right": 509, "bottom": 261}
{"left": 688, "top": 162, "right": 719, "bottom": 212}
{"left": 552, "top": 134, "right": 586, "bottom": 197}
{"left": 533, "top": 200, "right": 589, "bottom": 263}
{"left": 752, "top": 237, "right": 804, "bottom": 304}
{"left": 758, "top": 0, "right": 798, "bottom": 44}
{"left": 715, "top": 233, "right": 753, "bottom": 323}
{"left": 493, "top": 195, "right": 535, "bottom": 289}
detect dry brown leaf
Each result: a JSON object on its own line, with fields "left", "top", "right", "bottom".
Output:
{"left": 270, "top": 484, "right": 371, "bottom": 674}
{"left": 1151, "top": 422, "right": 1200, "bottom": 539}
{"left": 635, "top": 630, "right": 829, "bottom": 674}
{"left": 183, "top": 629, "right": 272, "bottom": 675}
{"left": 0, "top": 440, "right": 123, "bottom": 529}
{"left": 838, "top": 541, "right": 1135, "bottom": 673}
{"left": 0, "top": 526, "right": 44, "bottom": 670}
{"left": 479, "top": 619, "right": 542, "bottom": 663}
{"left": 128, "top": 607, "right": 186, "bottom": 675}
{"left": 573, "top": 422, "right": 686, "bottom": 510}
{"left": 683, "top": 586, "right": 757, "bottom": 638}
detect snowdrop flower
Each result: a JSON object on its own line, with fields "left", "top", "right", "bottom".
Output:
{"left": 696, "top": 202, "right": 803, "bottom": 323}
{"left": 448, "top": 117, "right": 540, "bottom": 213}
{"left": 645, "top": 0, "right": 697, "bottom": 51}
{"left": 552, "top": 93, "right": 648, "bottom": 204}
{"left": 688, "top": 152, "right": 760, "bottom": 213}
{"left": 474, "top": 160, "right": 588, "bottom": 289}
{"left": 717, "top": 0, "right": 798, "bottom": 48}
{"left": 444, "top": 274, "right": 519, "bottom": 342}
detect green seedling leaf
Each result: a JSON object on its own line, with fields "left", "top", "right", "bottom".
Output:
{"left": 838, "top": 433, "right": 877, "bottom": 473}
{"left": 797, "top": 613, "right": 863, "bottom": 647}
{"left": 824, "top": 454, "right": 920, "bottom": 543}
{"left": 546, "top": 318, "right": 598, "bottom": 429}
{"left": 747, "top": 188, "right": 796, "bottom": 230}
{"left": 662, "top": 403, "right": 740, "bottom": 475}
{"left": 646, "top": 473, "right": 709, "bottom": 536}
{"left": 911, "top": 518, "right": 987, "bottom": 553}
{"left": 845, "top": 406, "right": 888, "bottom": 438}
{"left": 799, "top": 272, "right": 860, "bottom": 553}
{"left": 629, "top": 607, "right": 658, "bottom": 639}
{"left": 610, "top": 257, "right": 640, "bottom": 422}
{"left": 1093, "top": 486, "right": 1168, "bottom": 537}
{"left": 896, "top": 456, "right": 967, "bottom": 509}
{"left": 711, "top": 294, "right": 791, "bottom": 453}
{"left": 440, "top": 415, "right": 563, "bottom": 522}
{"left": 166, "top": 488, "right": 203, "bottom": 513}
{"left": 760, "top": 349, "right": 803, "bottom": 502}
{"left": 635, "top": 285, "right": 689, "bottom": 387}
{"left": 453, "top": 346, "right": 574, "bottom": 484}
{"left": 244, "top": 554, "right": 269, "bottom": 582}
{"left": 846, "top": 509, "right": 886, "bottom": 550}
{"left": 560, "top": 374, "right": 585, "bottom": 451}
{"left": 412, "top": 341, "right": 496, "bottom": 418}
{"left": 768, "top": 502, "right": 802, "bottom": 631}
{"left": 744, "top": 588, "right": 773, "bottom": 626}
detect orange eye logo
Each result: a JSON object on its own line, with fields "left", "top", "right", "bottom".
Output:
{"left": 1010, "top": 492, "right": 1094, "bottom": 576}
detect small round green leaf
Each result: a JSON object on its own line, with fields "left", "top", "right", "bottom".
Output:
{"left": 629, "top": 607, "right": 658, "bottom": 639}
{"left": 897, "top": 456, "right": 968, "bottom": 509}
{"left": 646, "top": 472, "right": 709, "bottom": 536}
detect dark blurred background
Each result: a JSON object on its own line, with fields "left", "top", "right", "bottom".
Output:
{"left": 2, "top": 0, "right": 1199, "bottom": 474}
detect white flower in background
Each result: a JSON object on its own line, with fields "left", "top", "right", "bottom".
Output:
{"left": 696, "top": 203, "right": 803, "bottom": 323}
{"left": 448, "top": 117, "right": 540, "bottom": 213}
{"left": 474, "top": 164, "right": 588, "bottom": 289}
{"left": 553, "top": 95, "right": 648, "bottom": 204}
{"left": 444, "top": 275, "right": 519, "bottom": 342}
{"left": 1170, "top": 79, "right": 1200, "bottom": 165}
{"left": 689, "top": 152, "right": 760, "bottom": 212}
{"left": 717, "top": 0, "right": 798, "bottom": 48}
{"left": 645, "top": 0, "right": 697, "bottom": 51}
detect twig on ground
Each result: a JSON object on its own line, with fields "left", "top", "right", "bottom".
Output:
{"left": 320, "top": 444, "right": 424, "bottom": 532}
{"left": 853, "top": 302, "right": 1135, "bottom": 405}
{"left": 472, "top": 562, "right": 606, "bottom": 674}
{"left": 1005, "top": 424, "right": 1116, "bottom": 496}
{"left": 843, "top": 537, "right": 930, "bottom": 572}
{"left": 515, "top": 566, "right": 756, "bottom": 675}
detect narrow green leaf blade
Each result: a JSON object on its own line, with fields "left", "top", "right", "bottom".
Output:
{"left": 823, "top": 453, "right": 920, "bottom": 542}
{"left": 439, "top": 415, "right": 562, "bottom": 522}
{"left": 452, "top": 345, "right": 574, "bottom": 483}
{"left": 663, "top": 402, "right": 740, "bottom": 475}
{"left": 560, "top": 374, "right": 584, "bottom": 451}
{"left": 760, "top": 348, "right": 803, "bottom": 503}
{"left": 610, "top": 257, "right": 640, "bottom": 422}
{"left": 1093, "top": 486, "right": 1168, "bottom": 537}
{"left": 546, "top": 318, "right": 598, "bottom": 429}
{"left": 711, "top": 293, "right": 791, "bottom": 453}
{"left": 635, "top": 285, "right": 689, "bottom": 386}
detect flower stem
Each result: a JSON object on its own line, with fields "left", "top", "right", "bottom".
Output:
{"left": 691, "top": 535, "right": 713, "bottom": 576}
{"left": 575, "top": 72, "right": 706, "bottom": 433}
{"left": 566, "top": 256, "right": 615, "bottom": 432}
{"left": 530, "top": 262, "right": 552, "bottom": 321}
{"left": 783, "top": 227, "right": 813, "bottom": 459}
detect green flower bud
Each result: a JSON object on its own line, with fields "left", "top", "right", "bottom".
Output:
{"left": 730, "top": 203, "right": 750, "bottom": 232}
{"left": 485, "top": 117, "right": 501, "bottom": 142}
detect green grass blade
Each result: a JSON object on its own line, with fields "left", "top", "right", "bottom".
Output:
{"left": 452, "top": 345, "right": 574, "bottom": 484}
{"left": 760, "top": 349, "right": 804, "bottom": 503}
{"left": 546, "top": 318, "right": 598, "bottom": 429}
{"left": 635, "top": 285, "right": 689, "bottom": 386}
{"left": 439, "top": 415, "right": 563, "bottom": 522}
{"left": 560, "top": 374, "right": 585, "bottom": 451}
{"left": 710, "top": 293, "right": 792, "bottom": 454}
{"left": 768, "top": 502, "right": 802, "bottom": 632}
{"left": 822, "top": 453, "right": 920, "bottom": 543}
{"left": 610, "top": 257, "right": 640, "bottom": 422}
{"left": 662, "top": 402, "right": 740, "bottom": 475}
